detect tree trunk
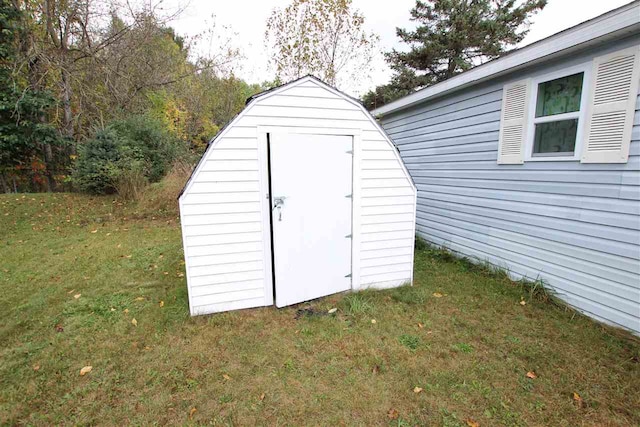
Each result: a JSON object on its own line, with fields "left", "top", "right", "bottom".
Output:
{"left": 42, "top": 142, "right": 55, "bottom": 192}
{"left": 61, "top": 66, "right": 74, "bottom": 141}
{"left": 0, "top": 173, "right": 9, "bottom": 194}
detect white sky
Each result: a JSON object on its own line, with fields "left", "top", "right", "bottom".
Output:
{"left": 164, "top": 0, "right": 632, "bottom": 96}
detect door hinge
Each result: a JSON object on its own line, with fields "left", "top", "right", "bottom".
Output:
{"left": 345, "top": 273, "right": 352, "bottom": 278}
{"left": 345, "top": 194, "right": 352, "bottom": 198}
{"left": 345, "top": 234, "right": 352, "bottom": 239}
{"left": 346, "top": 150, "right": 353, "bottom": 154}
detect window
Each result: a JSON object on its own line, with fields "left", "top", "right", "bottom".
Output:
{"left": 524, "top": 65, "right": 590, "bottom": 161}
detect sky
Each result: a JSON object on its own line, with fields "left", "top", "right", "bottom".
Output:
{"left": 163, "top": 0, "right": 632, "bottom": 96}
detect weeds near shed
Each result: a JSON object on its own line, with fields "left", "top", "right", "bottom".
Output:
{"left": 342, "top": 293, "right": 373, "bottom": 315}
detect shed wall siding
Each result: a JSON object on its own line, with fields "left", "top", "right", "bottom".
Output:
{"left": 181, "top": 79, "right": 415, "bottom": 314}
{"left": 379, "top": 37, "right": 640, "bottom": 333}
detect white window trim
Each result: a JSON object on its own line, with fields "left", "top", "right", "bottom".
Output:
{"left": 524, "top": 62, "right": 592, "bottom": 162}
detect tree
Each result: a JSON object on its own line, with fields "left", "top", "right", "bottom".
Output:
{"left": 362, "top": 0, "right": 546, "bottom": 110}
{"left": 0, "top": 0, "right": 63, "bottom": 192}
{"left": 265, "top": 0, "right": 378, "bottom": 88}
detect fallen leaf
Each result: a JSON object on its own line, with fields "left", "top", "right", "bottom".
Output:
{"left": 177, "top": 272, "right": 184, "bottom": 278}
{"left": 131, "top": 318, "right": 137, "bottom": 327}
{"left": 413, "top": 386, "right": 423, "bottom": 393}
{"left": 328, "top": 308, "right": 337, "bottom": 314}
{"left": 418, "top": 323, "right": 424, "bottom": 328}
{"left": 106, "top": 233, "right": 111, "bottom": 236}
{"left": 259, "top": 393, "right": 265, "bottom": 401}
{"left": 123, "top": 308, "right": 129, "bottom": 314}
{"left": 387, "top": 408, "right": 399, "bottom": 420}
{"left": 73, "top": 293, "right": 81, "bottom": 299}
{"left": 222, "top": 374, "right": 231, "bottom": 380}
{"left": 66, "top": 289, "right": 75, "bottom": 294}
{"left": 466, "top": 419, "right": 480, "bottom": 427}
{"left": 54, "top": 324, "right": 64, "bottom": 333}
{"left": 520, "top": 300, "right": 527, "bottom": 306}
{"left": 80, "top": 366, "right": 92, "bottom": 376}
{"left": 135, "top": 297, "right": 145, "bottom": 301}
{"left": 110, "top": 307, "right": 116, "bottom": 312}
{"left": 573, "top": 392, "right": 584, "bottom": 408}
{"left": 433, "top": 292, "right": 443, "bottom": 298}
{"left": 90, "top": 229, "right": 98, "bottom": 234}
{"left": 189, "top": 407, "right": 197, "bottom": 419}
{"left": 372, "top": 365, "right": 380, "bottom": 374}
{"left": 163, "top": 271, "right": 169, "bottom": 275}
{"left": 526, "top": 371, "right": 537, "bottom": 379}
{"left": 159, "top": 301, "right": 164, "bottom": 307}
{"left": 33, "top": 364, "right": 40, "bottom": 371}
{"left": 371, "top": 319, "right": 377, "bottom": 324}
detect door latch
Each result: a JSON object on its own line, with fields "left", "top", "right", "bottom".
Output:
{"left": 273, "top": 196, "right": 286, "bottom": 221}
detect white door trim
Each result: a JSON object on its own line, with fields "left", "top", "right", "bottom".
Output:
{"left": 256, "top": 126, "right": 362, "bottom": 303}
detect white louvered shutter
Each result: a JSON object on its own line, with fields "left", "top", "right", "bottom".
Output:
{"left": 498, "top": 79, "right": 530, "bottom": 164}
{"left": 581, "top": 45, "right": 640, "bottom": 163}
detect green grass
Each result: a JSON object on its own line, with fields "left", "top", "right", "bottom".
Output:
{"left": 1, "top": 193, "right": 639, "bottom": 426}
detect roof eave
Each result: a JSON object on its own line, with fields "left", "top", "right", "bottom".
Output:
{"left": 372, "top": 1, "right": 640, "bottom": 117}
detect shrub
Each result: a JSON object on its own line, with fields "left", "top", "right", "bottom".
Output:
{"left": 74, "top": 115, "right": 182, "bottom": 195}
{"left": 73, "top": 128, "right": 121, "bottom": 194}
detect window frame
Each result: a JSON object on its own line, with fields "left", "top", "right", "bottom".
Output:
{"left": 524, "top": 63, "right": 592, "bottom": 162}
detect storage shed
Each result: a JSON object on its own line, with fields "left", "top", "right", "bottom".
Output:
{"left": 179, "top": 76, "right": 417, "bottom": 316}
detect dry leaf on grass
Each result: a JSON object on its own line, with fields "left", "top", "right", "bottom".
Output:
{"left": 387, "top": 408, "right": 399, "bottom": 420}
{"left": 371, "top": 319, "right": 377, "bottom": 324}
{"left": 413, "top": 386, "right": 423, "bottom": 393}
{"left": 526, "top": 371, "right": 537, "bottom": 379}
{"left": 123, "top": 308, "right": 129, "bottom": 314}
{"left": 90, "top": 229, "right": 98, "bottom": 234}
{"left": 433, "top": 292, "right": 443, "bottom": 298}
{"left": 372, "top": 365, "right": 380, "bottom": 374}
{"left": 417, "top": 323, "right": 424, "bottom": 328}
{"left": 131, "top": 318, "right": 137, "bottom": 327}
{"left": 80, "top": 366, "right": 92, "bottom": 376}
{"left": 73, "top": 293, "right": 81, "bottom": 299}
{"left": 466, "top": 419, "right": 480, "bottom": 427}
{"left": 573, "top": 392, "right": 584, "bottom": 408}
{"left": 33, "top": 364, "right": 40, "bottom": 371}
{"left": 159, "top": 301, "right": 164, "bottom": 307}
{"left": 189, "top": 407, "right": 197, "bottom": 419}
{"left": 222, "top": 374, "right": 231, "bottom": 380}
{"left": 328, "top": 308, "right": 337, "bottom": 314}
{"left": 520, "top": 300, "right": 527, "bottom": 306}
{"left": 135, "top": 297, "right": 144, "bottom": 301}
{"left": 259, "top": 393, "right": 265, "bottom": 401}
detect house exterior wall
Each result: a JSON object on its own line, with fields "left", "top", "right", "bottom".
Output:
{"left": 180, "top": 78, "right": 416, "bottom": 315}
{"left": 378, "top": 36, "right": 640, "bottom": 333}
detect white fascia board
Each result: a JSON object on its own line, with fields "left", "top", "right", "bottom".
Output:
{"left": 372, "top": 1, "right": 640, "bottom": 117}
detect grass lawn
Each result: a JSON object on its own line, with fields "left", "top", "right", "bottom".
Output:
{"left": 1, "top": 193, "right": 639, "bottom": 426}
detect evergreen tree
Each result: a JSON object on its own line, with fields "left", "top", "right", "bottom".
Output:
{"left": 0, "top": 0, "right": 62, "bottom": 192}
{"left": 362, "top": 0, "right": 546, "bottom": 110}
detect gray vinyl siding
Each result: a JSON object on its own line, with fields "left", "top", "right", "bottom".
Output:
{"left": 379, "top": 35, "right": 640, "bottom": 333}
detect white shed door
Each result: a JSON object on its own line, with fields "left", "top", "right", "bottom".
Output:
{"left": 269, "top": 133, "right": 353, "bottom": 307}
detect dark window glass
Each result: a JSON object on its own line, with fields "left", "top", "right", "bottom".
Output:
{"left": 535, "top": 73, "right": 584, "bottom": 118}
{"left": 533, "top": 119, "right": 578, "bottom": 155}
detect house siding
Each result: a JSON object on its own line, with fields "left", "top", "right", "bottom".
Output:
{"left": 379, "top": 36, "right": 640, "bottom": 333}
{"left": 180, "top": 78, "right": 416, "bottom": 315}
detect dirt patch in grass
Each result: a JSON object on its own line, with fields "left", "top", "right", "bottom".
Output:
{"left": 1, "top": 193, "right": 639, "bottom": 426}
